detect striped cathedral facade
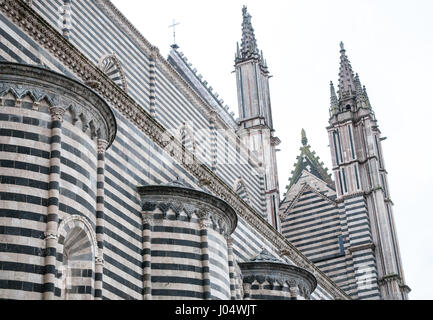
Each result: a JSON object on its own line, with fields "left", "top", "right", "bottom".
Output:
{"left": 280, "top": 45, "right": 410, "bottom": 299}
{"left": 0, "top": 0, "right": 405, "bottom": 301}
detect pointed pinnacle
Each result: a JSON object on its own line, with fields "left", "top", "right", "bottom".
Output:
{"left": 330, "top": 81, "right": 338, "bottom": 109}
{"left": 338, "top": 42, "right": 356, "bottom": 97}
{"left": 363, "top": 85, "right": 371, "bottom": 107}
{"left": 354, "top": 73, "right": 363, "bottom": 97}
{"left": 240, "top": 6, "right": 258, "bottom": 60}
{"left": 236, "top": 42, "right": 240, "bottom": 59}
{"left": 301, "top": 128, "right": 308, "bottom": 146}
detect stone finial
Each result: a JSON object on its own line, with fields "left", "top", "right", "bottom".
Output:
{"left": 330, "top": 81, "right": 338, "bottom": 109}
{"left": 301, "top": 128, "right": 308, "bottom": 146}
{"left": 363, "top": 85, "right": 371, "bottom": 107}
{"left": 239, "top": 6, "right": 259, "bottom": 61}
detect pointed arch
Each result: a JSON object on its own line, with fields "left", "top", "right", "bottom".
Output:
{"left": 179, "top": 122, "right": 196, "bottom": 158}
{"left": 98, "top": 53, "right": 128, "bottom": 93}
{"left": 234, "top": 177, "right": 251, "bottom": 205}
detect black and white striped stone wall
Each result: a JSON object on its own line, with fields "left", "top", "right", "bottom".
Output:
{"left": 0, "top": 0, "right": 347, "bottom": 300}
{"left": 280, "top": 170, "right": 381, "bottom": 299}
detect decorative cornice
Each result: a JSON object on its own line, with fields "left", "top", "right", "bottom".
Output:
{"left": 0, "top": 62, "right": 116, "bottom": 146}
{"left": 378, "top": 273, "right": 400, "bottom": 285}
{"left": 239, "top": 259, "right": 317, "bottom": 299}
{"left": 0, "top": 0, "right": 349, "bottom": 300}
{"left": 138, "top": 184, "right": 237, "bottom": 236}
{"left": 94, "top": 0, "right": 237, "bottom": 135}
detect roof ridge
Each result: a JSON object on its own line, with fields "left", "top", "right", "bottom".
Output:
{"left": 168, "top": 48, "right": 238, "bottom": 127}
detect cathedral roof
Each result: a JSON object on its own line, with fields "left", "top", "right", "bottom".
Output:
{"left": 167, "top": 47, "right": 238, "bottom": 129}
{"left": 285, "top": 129, "right": 334, "bottom": 191}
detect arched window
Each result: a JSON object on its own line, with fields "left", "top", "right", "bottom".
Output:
{"left": 56, "top": 216, "right": 97, "bottom": 300}
{"left": 234, "top": 177, "right": 251, "bottom": 204}
{"left": 179, "top": 123, "right": 196, "bottom": 164}
{"left": 98, "top": 54, "right": 128, "bottom": 93}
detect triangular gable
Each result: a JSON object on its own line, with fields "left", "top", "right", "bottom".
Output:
{"left": 285, "top": 129, "right": 334, "bottom": 191}
{"left": 281, "top": 180, "right": 337, "bottom": 219}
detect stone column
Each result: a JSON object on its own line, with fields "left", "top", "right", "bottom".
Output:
{"left": 199, "top": 214, "right": 211, "bottom": 300}
{"left": 288, "top": 281, "right": 301, "bottom": 300}
{"left": 142, "top": 214, "right": 153, "bottom": 300}
{"left": 43, "top": 106, "right": 65, "bottom": 300}
{"left": 243, "top": 283, "right": 251, "bottom": 300}
{"left": 226, "top": 236, "right": 236, "bottom": 300}
{"left": 94, "top": 139, "right": 108, "bottom": 299}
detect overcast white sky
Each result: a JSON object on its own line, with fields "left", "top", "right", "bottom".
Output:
{"left": 111, "top": 0, "right": 433, "bottom": 299}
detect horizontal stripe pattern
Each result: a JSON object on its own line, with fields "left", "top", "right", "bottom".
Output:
{"left": 0, "top": 1, "right": 342, "bottom": 300}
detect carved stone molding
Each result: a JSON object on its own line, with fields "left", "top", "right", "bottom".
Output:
{"left": 239, "top": 261, "right": 317, "bottom": 299}
{"left": 49, "top": 106, "right": 66, "bottom": 122}
{"left": 0, "top": 62, "right": 116, "bottom": 147}
{"left": 95, "top": 257, "right": 104, "bottom": 266}
{"left": 138, "top": 184, "right": 237, "bottom": 236}
{"left": 97, "top": 139, "right": 109, "bottom": 154}
{"left": 0, "top": 0, "right": 349, "bottom": 299}
{"left": 44, "top": 233, "right": 59, "bottom": 241}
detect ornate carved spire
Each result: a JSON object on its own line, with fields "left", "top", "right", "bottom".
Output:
{"left": 338, "top": 42, "right": 356, "bottom": 99}
{"left": 239, "top": 6, "right": 259, "bottom": 61}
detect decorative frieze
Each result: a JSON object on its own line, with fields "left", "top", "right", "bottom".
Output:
{"left": 239, "top": 250, "right": 317, "bottom": 300}
{"left": 0, "top": 62, "right": 117, "bottom": 147}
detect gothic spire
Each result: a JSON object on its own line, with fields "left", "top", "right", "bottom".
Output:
{"left": 239, "top": 6, "right": 259, "bottom": 60}
{"left": 338, "top": 42, "right": 356, "bottom": 98}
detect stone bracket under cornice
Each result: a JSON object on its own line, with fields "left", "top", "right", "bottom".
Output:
{"left": 348, "top": 242, "right": 375, "bottom": 254}
{"left": 335, "top": 191, "right": 366, "bottom": 203}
